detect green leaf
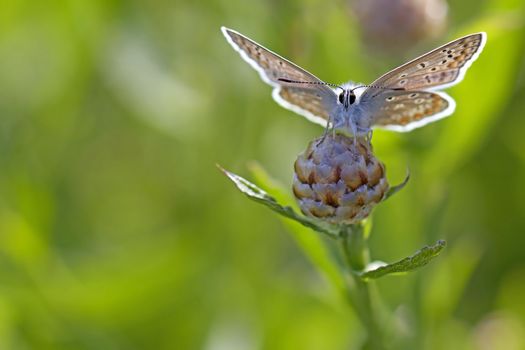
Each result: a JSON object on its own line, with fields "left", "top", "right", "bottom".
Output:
{"left": 360, "top": 240, "right": 446, "bottom": 279}
{"left": 218, "top": 165, "right": 341, "bottom": 239}
{"left": 384, "top": 170, "right": 410, "bottom": 201}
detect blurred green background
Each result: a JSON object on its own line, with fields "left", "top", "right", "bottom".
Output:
{"left": 1, "top": 0, "right": 525, "bottom": 349}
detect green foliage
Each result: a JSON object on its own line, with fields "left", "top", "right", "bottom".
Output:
{"left": 384, "top": 171, "right": 410, "bottom": 201}
{"left": 222, "top": 164, "right": 444, "bottom": 284}
{"left": 361, "top": 240, "right": 446, "bottom": 279}
{"left": 222, "top": 162, "right": 444, "bottom": 349}
{"left": 219, "top": 165, "right": 341, "bottom": 239}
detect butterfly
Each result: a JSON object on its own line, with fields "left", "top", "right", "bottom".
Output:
{"left": 221, "top": 26, "right": 486, "bottom": 137}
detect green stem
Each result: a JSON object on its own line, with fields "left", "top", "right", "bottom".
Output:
{"left": 341, "top": 224, "right": 385, "bottom": 350}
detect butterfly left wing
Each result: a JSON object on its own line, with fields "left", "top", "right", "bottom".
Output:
{"left": 274, "top": 85, "right": 333, "bottom": 124}
{"left": 362, "top": 89, "right": 455, "bottom": 132}
{"left": 221, "top": 27, "right": 337, "bottom": 126}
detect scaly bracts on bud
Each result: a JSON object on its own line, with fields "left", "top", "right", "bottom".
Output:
{"left": 293, "top": 135, "right": 389, "bottom": 224}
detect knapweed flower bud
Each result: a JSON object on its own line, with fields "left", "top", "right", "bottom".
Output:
{"left": 351, "top": 0, "right": 448, "bottom": 54}
{"left": 293, "top": 135, "right": 389, "bottom": 224}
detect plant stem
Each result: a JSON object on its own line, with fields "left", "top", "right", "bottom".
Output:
{"left": 341, "top": 224, "right": 385, "bottom": 350}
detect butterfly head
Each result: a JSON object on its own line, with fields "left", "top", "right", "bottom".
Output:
{"left": 338, "top": 89, "right": 356, "bottom": 109}
{"left": 276, "top": 78, "right": 403, "bottom": 111}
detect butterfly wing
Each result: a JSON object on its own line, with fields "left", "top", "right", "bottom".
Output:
{"left": 222, "top": 27, "right": 337, "bottom": 126}
{"left": 365, "top": 32, "right": 486, "bottom": 93}
{"left": 362, "top": 90, "right": 455, "bottom": 132}
{"left": 360, "top": 32, "right": 485, "bottom": 131}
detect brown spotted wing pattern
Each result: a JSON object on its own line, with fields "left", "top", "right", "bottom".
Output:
{"left": 222, "top": 27, "right": 337, "bottom": 126}
{"left": 366, "top": 33, "right": 485, "bottom": 93}
{"left": 222, "top": 26, "right": 486, "bottom": 133}
{"left": 368, "top": 90, "right": 452, "bottom": 131}
{"left": 277, "top": 86, "right": 331, "bottom": 121}
{"left": 361, "top": 32, "right": 485, "bottom": 130}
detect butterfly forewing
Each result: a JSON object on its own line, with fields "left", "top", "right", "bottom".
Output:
{"left": 366, "top": 90, "right": 454, "bottom": 131}
{"left": 364, "top": 33, "right": 486, "bottom": 95}
{"left": 222, "top": 27, "right": 337, "bottom": 125}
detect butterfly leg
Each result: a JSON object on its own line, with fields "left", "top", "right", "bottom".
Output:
{"left": 318, "top": 116, "right": 332, "bottom": 145}
{"left": 348, "top": 117, "right": 358, "bottom": 146}
{"left": 319, "top": 113, "right": 338, "bottom": 145}
{"left": 366, "top": 129, "right": 373, "bottom": 143}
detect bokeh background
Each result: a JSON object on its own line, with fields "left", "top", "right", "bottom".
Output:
{"left": 1, "top": 0, "right": 525, "bottom": 349}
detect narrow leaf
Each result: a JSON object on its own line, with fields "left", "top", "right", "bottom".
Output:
{"left": 218, "top": 165, "right": 341, "bottom": 238}
{"left": 384, "top": 170, "right": 410, "bottom": 201}
{"left": 360, "top": 240, "right": 446, "bottom": 279}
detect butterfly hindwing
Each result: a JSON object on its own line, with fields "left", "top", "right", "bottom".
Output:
{"left": 275, "top": 86, "right": 331, "bottom": 125}
{"left": 363, "top": 89, "right": 455, "bottom": 132}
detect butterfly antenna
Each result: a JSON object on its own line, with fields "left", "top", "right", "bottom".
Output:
{"left": 351, "top": 85, "right": 405, "bottom": 92}
{"left": 278, "top": 78, "right": 344, "bottom": 92}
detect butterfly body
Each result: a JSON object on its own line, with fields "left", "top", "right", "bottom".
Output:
{"left": 331, "top": 82, "right": 373, "bottom": 136}
{"left": 221, "top": 27, "right": 486, "bottom": 136}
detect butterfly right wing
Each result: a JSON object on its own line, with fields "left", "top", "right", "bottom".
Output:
{"left": 221, "top": 27, "right": 337, "bottom": 126}
{"left": 363, "top": 89, "right": 455, "bottom": 132}
{"left": 364, "top": 32, "right": 486, "bottom": 94}
{"left": 360, "top": 32, "right": 485, "bottom": 131}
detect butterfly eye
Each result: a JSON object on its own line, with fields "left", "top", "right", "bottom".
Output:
{"left": 349, "top": 92, "right": 356, "bottom": 104}
{"left": 338, "top": 93, "right": 345, "bottom": 104}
